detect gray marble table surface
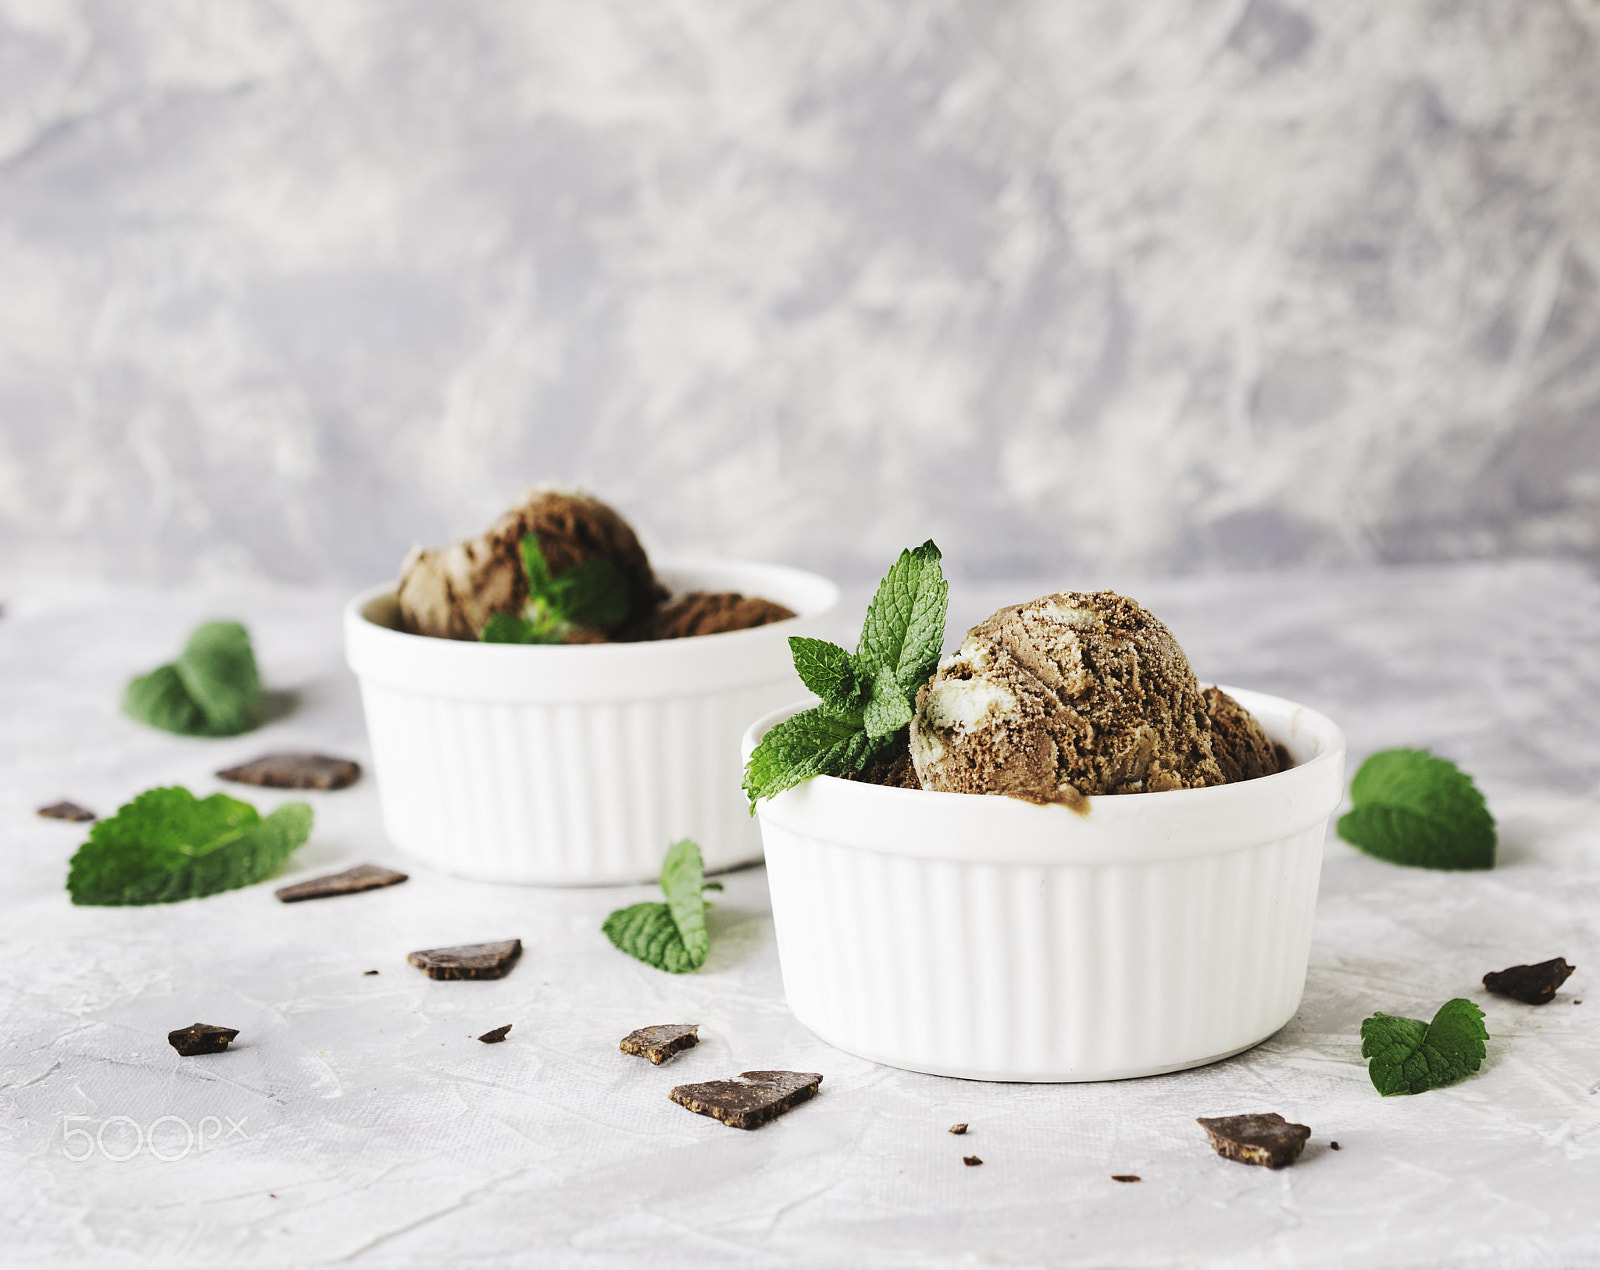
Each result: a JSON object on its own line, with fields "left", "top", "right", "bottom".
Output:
{"left": 1, "top": 561, "right": 1597, "bottom": 1270}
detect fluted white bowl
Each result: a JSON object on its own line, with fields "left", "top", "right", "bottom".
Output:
{"left": 744, "top": 687, "right": 1344, "bottom": 1082}
{"left": 345, "top": 559, "right": 839, "bottom": 885}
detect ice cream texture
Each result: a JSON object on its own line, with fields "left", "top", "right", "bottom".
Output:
{"left": 909, "top": 591, "right": 1276, "bottom": 806}
{"left": 396, "top": 486, "right": 793, "bottom": 643}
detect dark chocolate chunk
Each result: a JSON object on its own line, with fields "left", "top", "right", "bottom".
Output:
{"left": 669, "top": 1070, "right": 822, "bottom": 1130}
{"left": 407, "top": 939, "right": 522, "bottom": 980}
{"left": 37, "top": 801, "right": 96, "bottom": 822}
{"left": 948, "top": 1122, "right": 968, "bottom": 1135}
{"left": 620, "top": 1023, "right": 700, "bottom": 1065}
{"left": 1482, "top": 957, "right": 1575, "bottom": 1005}
{"left": 1111, "top": 1175, "right": 1141, "bottom": 1183}
{"left": 363, "top": 969, "right": 379, "bottom": 976}
{"left": 1329, "top": 1141, "right": 1341, "bottom": 1151}
{"left": 217, "top": 753, "right": 362, "bottom": 790}
{"left": 168, "top": 1023, "right": 239, "bottom": 1056}
{"left": 1197, "top": 1113, "right": 1311, "bottom": 1169}
{"left": 275, "top": 863, "right": 408, "bottom": 903}
{"left": 478, "top": 1024, "right": 513, "bottom": 1044}
{"left": 963, "top": 1156, "right": 983, "bottom": 1167}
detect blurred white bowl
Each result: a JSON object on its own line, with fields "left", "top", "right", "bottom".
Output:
{"left": 345, "top": 558, "right": 839, "bottom": 885}
{"left": 745, "top": 686, "right": 1344, "bottom": 1081}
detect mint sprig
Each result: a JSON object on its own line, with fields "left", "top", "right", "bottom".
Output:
{"left": 124, "top": 621, "right": 261, "bottom": 737}
{"left": 1337, "top": 749, "right": 1496, "bottom": 870}
{"left": 1360, "top": 998, "right": 1489, "bottom": 1095}
{"left": 602, "top": 839, "right": 723, "bottom": 973}
{"left": 480, "top": 532, "right": 629, "bottom": 643}
{"left": 67, "top": 786, "right": 312, "bottom": 906}
{"left": 742, "top": 540, "right": 947, "bottom": 808}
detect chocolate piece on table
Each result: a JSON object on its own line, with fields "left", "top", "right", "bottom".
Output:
{"left": 1482, "top": 957, "right": 1576, "bottom": 1005}
{"left": 620, "top": 1023, "right": 700, "bottom": 1065}
{"left": 37, "top": 801, "right": 96, "bottom": 822}
{"left": 275, "top": 863, "right": 409, "bottom": 903}
{"left": 363, "top": 970, "right": 380, "bottom": 976}
{"left": 669, "top": 1070, "right": 822, "bottom": 1130}
{"left": 1111, "top": 1175, "right": 1141, "bottom": 1183}
{"left": 948, "top": 1123, "right": 968, "bottom": 1135}
{"left": 1329, "top": 1141, "right": 1341, "bottom": 1151}
{"left": 478, "top": 1025, "right": 513, "bottom": 1044}
{"left": 963, "top": 1156, "right": 983, "bottom": 1167}
{"left": 217, "top": 753, "right": 362, "bottom": 790}
{"left": 1197, "top": 1113, "right": 1311, "bottom": 1169}
{"left": 407, "top": 939, "right": 523, "bottom": 980}
{"left": 168, "top": 1023, "right": 240, "bottom": 1056}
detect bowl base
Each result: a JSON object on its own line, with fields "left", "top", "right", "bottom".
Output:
{"left": 792, "top": 1018, "right": 1293, "bottom": 1083}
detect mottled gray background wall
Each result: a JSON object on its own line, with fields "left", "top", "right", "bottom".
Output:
{"left": 1, "top": 0, "right": 1598, "bottom": 585}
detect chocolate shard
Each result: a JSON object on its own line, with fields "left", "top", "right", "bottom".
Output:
{"left": 620, "top": 1023, "right": 700, "bottom": 1065}
{"left": 1197, "top": 1113, "right": 1311, "bottom": 1169}
{"left": 669, "top": 1070, "right": 822, "bottom": 1130}
{"left": 168, "top": 1023, "right": 240, "bottom": 1056}
{"left": 275, "top": 863, "right": 409, "bottom": 903}
{"left": 37, "top": 801, "right": 96, "bottom": 822}
{"left": 948, "top": 1122, "right": 968, "bottom": 1135}
{"left": 1111, "top": 1174, "right": 1141, "bottom": 1183}
{"left": 1483, "top": 957, "right": 1576, "bottom": 1005}
{"left": 407, "top": 939, "right": 522, "bottom": 980}
{"left": 217, "top": 753, "right": 362, "bottom": 790}
{"left": 963, "top": 1155, "right": 983, "bottom": 1167}
{"left": 478, "top": 1024, "right": 513, "bottom": 1044}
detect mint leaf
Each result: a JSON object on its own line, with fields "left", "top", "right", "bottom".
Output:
{"left": 742, "top": 542, "right": 945, "bottom": 808}
{"left": 602, "top": 839, "right": 722, "bottom": 973}
{"left": 551, "top": 557, "right": 629, "bottom": 629}
{"left": 862, "top": 664, "right": 915, "bottom": 738}
{"left": 1338, "top": 749, "right": 1496, "bottom": 869}
{"left": 480, "top": 612, "right": 556, "bottom": 644}
{"left": 66, "top": 787, "right": 312, "bottom": 906}
{"left": 1360, "top": 998, "right": 1488, "bottom": 1095}
{"left": 855, "top": 540, "right": 948, "bottom": 693}
{"left": 789, "top": 637, "right": 865, "bottom": 711}
{"left": 742, "top": 705, "right": 880, "bottom": 808}
{"left": 124, "top": 621, "right": 261, "bottom": 737}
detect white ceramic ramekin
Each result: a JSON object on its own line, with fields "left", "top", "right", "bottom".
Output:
{"left": 345, "top": 558, "right": 839, "bottom": 885}
{"left": 745, "top": 686, "right": 1344, "bottom": 1082}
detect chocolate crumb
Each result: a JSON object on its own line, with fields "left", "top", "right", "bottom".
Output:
{"left": 478, "top": 1025, "right": 513, "bottom": 1044}
{"left": 275, "top": 863, "right": 408, "bottom": 903}
{"left": 963, "top": 1156, "right": 983, "bottom": 1167}
{"left": 1197, "top": 1113, "right": 1311, "bottom": 1169}
{"left": 621, "top": 1023, "right": 700, "bottom": 1065}
{"left": 1483, "top": 957, "right": 1576, "bottom": 1005}
{"left": 37, "top": 801, "right": 95, "bottom": 822}
{"left": 948, "top": 1123, "right": 968, "bottom": 1135}
{"left": 168, "top": 1023, "right": 239, "bottom": 1056}
{"left": 1111, "top": 1175, "right": 1141, "bottom": 1183}
{"left": 363, "top": 970, "right": 379, "bottom": 976}
{"left": 1329, "top": 1141, "right": 1341, "bottom": 1151}
{"left": 217, "top": 752, "right": 362, "bottom": 790}
{"left": 669, "top": 1070, "right": 821, "bottom": 1130}
{"left": 407, "top": 939, "right": 522, "bottom": 980}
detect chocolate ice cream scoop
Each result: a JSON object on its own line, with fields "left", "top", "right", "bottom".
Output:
{"left": 909, "top": 591, "right": 1223, "bottom": 807}
{"left": 1203, "top": 687, "right": 1287, "bottom": 783}
{"left": 642, "top": 591, "right": 795, "bottom": 639}
{"left": 397, "top": 487, "right": 662, "bottom": 641}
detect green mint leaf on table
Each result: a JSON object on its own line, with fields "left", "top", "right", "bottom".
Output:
{"left": 1337, "top": 749, "right": 1496, "bottom": 869}
{"left": 1360, "top": 998, "right": 1488, "bottom": 1095}
{"left": 479, "top": 533, "right": 629, "bottom": 643}
{"left": 742, "top": 542, "right": 948, "bottom": 809}
{"left": 124, "top": 621, "right": 261, "bottom": 736}
{"left": 602, "top": 839, "right": 722, "bottom": 973}
{"left": 67, "top": 787, "right": 312, "bottom": 906}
